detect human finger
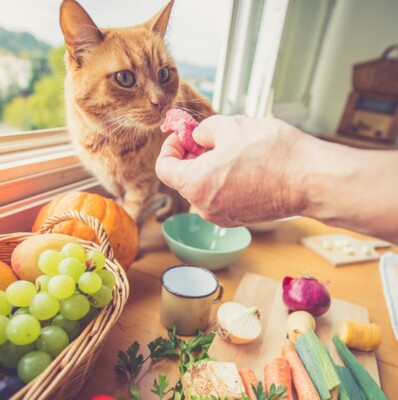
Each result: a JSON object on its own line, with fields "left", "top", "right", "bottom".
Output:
{"left": 155, "top": 134, "right": 192, "bottom": 190}
{"left": 158, "top": 133, "right": 185, "bottom": 160}
{"left": 192, "top": 114, "right": 245, "bottom": 148}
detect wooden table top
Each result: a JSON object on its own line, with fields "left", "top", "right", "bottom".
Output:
{"left": 77, "top": 216, "right": 398, "bottom": 400}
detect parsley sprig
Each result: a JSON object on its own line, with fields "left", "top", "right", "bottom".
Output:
{"left": 250, "top": 382, "right": 287, "bottom": 400}
{"left": 115, "top": 327, "right": 215, "bottom": 399}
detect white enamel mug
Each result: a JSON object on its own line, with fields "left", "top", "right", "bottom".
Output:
{"left": 160, "top": 265, "right": 223, "bottom": 335}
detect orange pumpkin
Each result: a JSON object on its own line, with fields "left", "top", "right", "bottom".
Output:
{"left": 0, "top": 260, "right": 18, "bottom": 290}
{"left": 32, "top": 192, "right": 139, "bottom": 271}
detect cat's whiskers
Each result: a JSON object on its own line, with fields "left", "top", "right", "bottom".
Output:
{"left": 94, "top": 113, "right": 150, "bottom": 152}
{"left": 175, "top": 98, "right": 209, "bottom": 104}
{"left": 173, "top": 105, "right": 209, "bottom": 120}
{"left": 96, "top": 113, "right": 134, "bottom": 132}
{"left": 90, "top": 115, "right": 132, "bottom": 148}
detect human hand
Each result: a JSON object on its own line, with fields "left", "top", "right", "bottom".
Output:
{"left": 155, "top": 115, "right": 309, "bottom": 226}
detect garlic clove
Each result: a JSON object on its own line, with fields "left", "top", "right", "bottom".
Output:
{"left": 216, "top": 301, "right": 262, "bottom": 345}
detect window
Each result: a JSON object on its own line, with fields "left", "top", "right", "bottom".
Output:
{"left": 0, "top": 0, "right": 231, "bottom": 232}
{"left": 214, "top": 0, "right": 332, "bottom": 119}
{"left": 271, "top": 0, "right": 335, "bottom": 124}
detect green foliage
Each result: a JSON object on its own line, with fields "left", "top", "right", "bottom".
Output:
{"left": 116, "top": 341, "right": 145, "bottom": 382}
{"left": 3, "top": 46, "right": 65, "bottom": 130}
{"left": 3, "top": 96, "right": 34, "bottom": 130}
{"left": 0, "top": 27, "right": 50, "bottom": 57}
{"left": 27, "top": 55, "right": 51, "bottom": 94}
{"left": 251, "top": 383, "right": 287, "bottom": 400}
{"left": 115, "top": 327, "right": 215, "bottom": 400}
{"left": 151, "top": 374, "right": 174, "bottom": 400}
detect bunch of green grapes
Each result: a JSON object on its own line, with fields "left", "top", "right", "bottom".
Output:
{"left": 0, "top": 242, "right": 116, "bottom": 387}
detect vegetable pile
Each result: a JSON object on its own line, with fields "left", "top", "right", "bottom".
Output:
{"left": 113, "top": 328, "right": 287, "bottom": 400}
{"left": 280, "top": 274, "right": 386, "bottom": 400}
{"left": 109, "top": 322, "right": 387, "bottom": 400}
{"left": 94, "top": 273, "right": 387, "bottom": 400}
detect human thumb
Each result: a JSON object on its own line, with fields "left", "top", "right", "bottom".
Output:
{"left": 192, "top": 114, "right": 231, "bottom": 149}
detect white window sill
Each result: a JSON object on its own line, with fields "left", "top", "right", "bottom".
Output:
{"left": 0, "top": 128, "right": 70, "bottom": 155}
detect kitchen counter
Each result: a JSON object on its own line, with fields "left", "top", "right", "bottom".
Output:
{"left": 77, "top": 216, "right": 398, "bottom": 399}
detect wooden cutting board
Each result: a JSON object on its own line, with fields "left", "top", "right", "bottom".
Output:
{"left": 301, "top": 234, "right": 391, "bottom": 266}
{"left": 209, "top": 272, "right": 380, "bottom": 385}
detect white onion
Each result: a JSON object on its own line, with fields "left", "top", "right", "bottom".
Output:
{"left": 216, "top": 301, "right": 262, "bottom": 344}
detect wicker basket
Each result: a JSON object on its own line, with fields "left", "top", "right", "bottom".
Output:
{"left": 353, "top": 44, "right": 398, "bottom": 95}
{"left": 0, "top": 210, "right": 130, "bottom": 400}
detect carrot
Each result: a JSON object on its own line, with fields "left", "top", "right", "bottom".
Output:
{"left": 263, "top": 357, "right": 294, "bottom": 400}
{"left": 238, "top": 368, "right": 259, "bottom": 400}
{"left": 282, "top": 343, "right": 320, "bottom": 400}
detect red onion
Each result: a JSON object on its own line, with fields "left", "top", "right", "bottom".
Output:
{"left": 282, "top": 275, "right": 331, "bottom": 317}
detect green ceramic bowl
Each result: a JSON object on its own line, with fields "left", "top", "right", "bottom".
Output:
{"left": 162, "top": 213, "right": 252, "bottom": 270}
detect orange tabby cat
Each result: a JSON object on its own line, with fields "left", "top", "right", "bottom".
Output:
{"left": 60, "top": 0, "right": 214, "bottom": 227}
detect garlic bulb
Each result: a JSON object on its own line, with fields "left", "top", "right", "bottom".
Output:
{"left": 216, "top": 301, "right": 262, "bottom": 344}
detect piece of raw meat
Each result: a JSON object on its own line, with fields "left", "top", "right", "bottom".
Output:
{"left": 160, "top": 108, "right": 204, "bottom": 156}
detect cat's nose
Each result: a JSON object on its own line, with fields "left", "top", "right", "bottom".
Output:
{"left": 150, "top": 98, "right": 166, "bottom": 113}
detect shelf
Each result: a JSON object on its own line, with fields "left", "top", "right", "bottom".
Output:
{"left": 318, "top": 132, "right": 398, "bottom": 150}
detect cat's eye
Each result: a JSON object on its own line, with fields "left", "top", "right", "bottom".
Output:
{"left": 114, "top": 70, "right": 136, "bottom": 88}
{"left": 158, "top": 67, "right": 170, "bottom": 84}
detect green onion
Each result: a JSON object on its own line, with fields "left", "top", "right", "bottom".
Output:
{"left": 332, "top": 335, "right": 387, "bottom": 400}
{"left": 295, "top": 329, "right": 340, "bottom": 399}
{"left": 324, "top": 342, "right": 364, "bottom": 400}
{"left": 335, "top": 365, "right": 365, "bottom": 400}
{"left": 306, "top": 330, "right": 340, "bottom": 391}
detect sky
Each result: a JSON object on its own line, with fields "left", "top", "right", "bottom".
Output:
{"left": 0, "top": 0, "right": 231, "bottom": 67}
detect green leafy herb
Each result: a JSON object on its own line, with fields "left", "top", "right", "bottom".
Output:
{"left": 176, "top": 329, "right": 215, "bottom": 374}
{"left": 115, "top": 327, "right": 215, "bottom": 400}
{"left": 129, "top": 383, "right": 142, "bottom": 400}
{"left": 116, "top": 341, "right": 144, "bottom": 378}
{"left": 251, "top": 381, "right": 267, "bottom": 400}
{"left": 151, "top": 373, "right": 174, "bottom": 399}
{"left": 115, "top": 342, "right": 145, "bottom": 399}
{"left": 148, "top": 336, "right": 179, "bottom": 360}
{"left": 250, "top": 382, "right": 287, "bottom": 400}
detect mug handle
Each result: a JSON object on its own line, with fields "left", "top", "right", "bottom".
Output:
{"left": 212, "top": 283, "right": 224, "bottom": 304}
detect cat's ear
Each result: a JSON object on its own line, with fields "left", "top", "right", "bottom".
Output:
{"left": 60, "top": 0, "right": 104, "bottom": 65}
{"left": 148, "top": 0, "right": 174, "bottom": 38}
